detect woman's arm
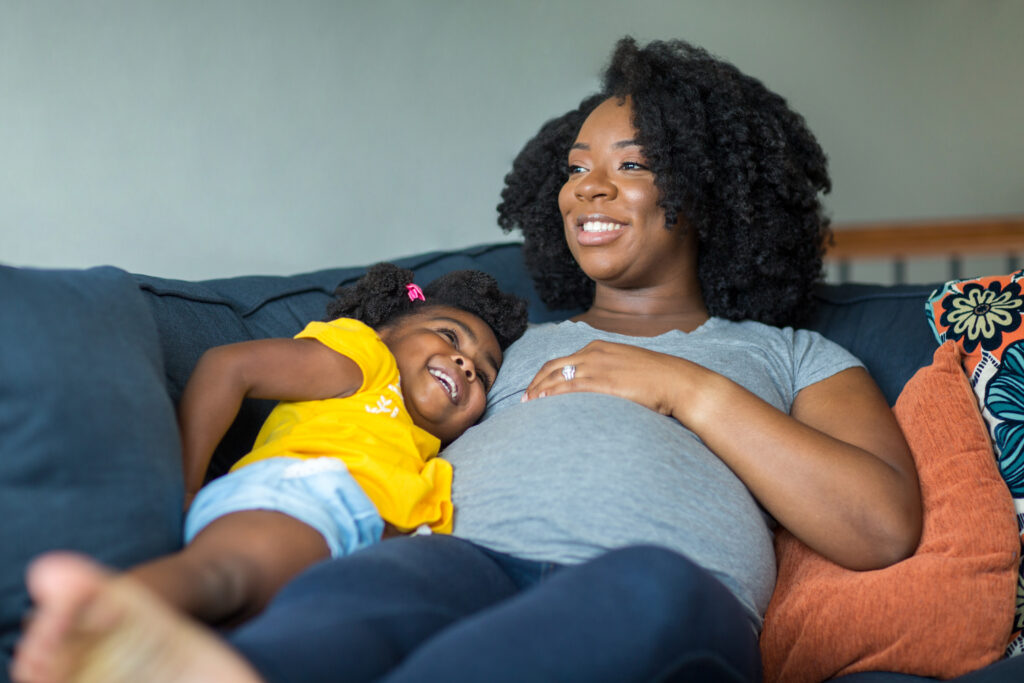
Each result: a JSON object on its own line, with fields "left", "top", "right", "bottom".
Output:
{"left": 179, "top": 338, "right": 363, "bottom": 502}
{"left": 522, "top": 341, "right": 921, "bottom": 570}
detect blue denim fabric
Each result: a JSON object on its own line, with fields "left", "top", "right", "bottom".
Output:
{"left": 476, "top": 544, "right": 562, "bottom": 589}
{"left": 229, "top": 536, "right": 760, "bottom": 683}
{"left": 833, "top": 653, "right": 1024, "bottom": 682}
{"left": 185, "top": 456, "right": 384, "bottom": 557}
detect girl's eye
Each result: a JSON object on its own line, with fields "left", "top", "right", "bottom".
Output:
{"left": 477, "top": 369, "right": 492, "bottom": 391}
{"left": 438, "top": 328, "right": 458, "bottom": 347}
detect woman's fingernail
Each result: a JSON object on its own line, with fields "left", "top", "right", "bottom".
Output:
{"left": 520, "top": 393, "right": 528, "bottom": 402}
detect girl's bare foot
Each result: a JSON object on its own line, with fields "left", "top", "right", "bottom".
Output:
{"left": 11, "top": 552, "right": 263, "bottom": 683}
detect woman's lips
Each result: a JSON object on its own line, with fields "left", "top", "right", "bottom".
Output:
{"left": 576, "top": 218, "right": 626, "bottom": 246}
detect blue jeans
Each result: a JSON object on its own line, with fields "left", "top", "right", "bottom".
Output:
{"left": 228, "top": 535, "right": 762, "bottom": 682}
{"left": 832, "top": 654, "right": 1024, "bottom": 683}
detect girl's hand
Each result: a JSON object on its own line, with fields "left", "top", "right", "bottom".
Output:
{"left": 521, "top": 340, "right": 693, "bottom": 417}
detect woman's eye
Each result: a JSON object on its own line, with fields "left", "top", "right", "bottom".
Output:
{"left": 567, "top": 164, "right": 586, "bottom": 176}
{"left": 621, "top": 161, "right": 648, "bottom": 171}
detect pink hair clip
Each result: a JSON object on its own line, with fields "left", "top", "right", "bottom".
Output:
{"left": 405, "top": 283, "right": 426, "bottom": 302}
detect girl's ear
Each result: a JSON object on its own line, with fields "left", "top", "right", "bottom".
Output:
{"left": 376, "top": 323, "right": 396, "bottom": 345}
{"left": 375, "top": 315, "right": 409, "bottom": 345}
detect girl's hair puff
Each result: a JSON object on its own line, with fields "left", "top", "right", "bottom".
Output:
{"left": 327, "top": 262, "right": 528, "bottom": 351}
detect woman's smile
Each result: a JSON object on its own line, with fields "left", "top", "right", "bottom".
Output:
{"left": 575, "top": 214, "right": 627, "bottom": 246}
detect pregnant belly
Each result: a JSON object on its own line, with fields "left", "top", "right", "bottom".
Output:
{"left": 445, "top": 394, "right": 771, "bottom": 553}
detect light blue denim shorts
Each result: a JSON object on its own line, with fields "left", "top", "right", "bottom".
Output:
{"left": 184, "top": 456, "right": 384, "bottom": 557}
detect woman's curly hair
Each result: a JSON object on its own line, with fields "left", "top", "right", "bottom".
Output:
{"left": 497, "top": 37, "right": 832, "bottom": 327}
{"left": 326, "top": 262, "right": 528, "bottom": 351}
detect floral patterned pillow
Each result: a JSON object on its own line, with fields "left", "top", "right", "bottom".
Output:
{"left": 927, "top": 269, "right": 1024, "bottom": 657}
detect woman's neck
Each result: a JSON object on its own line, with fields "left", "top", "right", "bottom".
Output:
{"left": 572, "top": 285, "right": 709, "bottom": 337}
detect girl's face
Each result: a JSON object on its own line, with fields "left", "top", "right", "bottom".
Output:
{"left": 558, "top": 96, "right": 690, "bottom": 291}
{"left": 379, "top": 307, "right": 501, "bottom": 445}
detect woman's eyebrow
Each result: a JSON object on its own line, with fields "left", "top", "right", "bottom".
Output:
{"left": 569, "top": 140, "right": 640, "bottom": 150}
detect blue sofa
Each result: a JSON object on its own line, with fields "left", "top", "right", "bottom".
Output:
{"left": 0, "top": 241, "right": 1019, "bottom": 682}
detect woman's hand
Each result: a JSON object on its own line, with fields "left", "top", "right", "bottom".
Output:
{"left": 521, "top": 340, "right": 694, "bottom": 416}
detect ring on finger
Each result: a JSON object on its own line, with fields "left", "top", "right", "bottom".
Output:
{"left": 561, "top": 364, "right": 576, "bottom": 382}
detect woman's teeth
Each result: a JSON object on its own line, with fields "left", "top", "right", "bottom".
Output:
{"left": 429, "top": 368, "right": 458, "bottom": 400}
{"left": 581, "top": 221, "right": 622, "bottom": 232}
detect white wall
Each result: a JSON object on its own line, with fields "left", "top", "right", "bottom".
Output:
{"left": 2, "top": 0, "right": 1022, "bottom": 280}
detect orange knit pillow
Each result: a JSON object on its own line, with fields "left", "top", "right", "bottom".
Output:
{"left": 760, "top": 341, "right": 1019, "bottom": 682}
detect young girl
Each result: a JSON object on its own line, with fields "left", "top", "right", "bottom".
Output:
{"left": 129, "top": 262, "right": 528, "bottom": 626}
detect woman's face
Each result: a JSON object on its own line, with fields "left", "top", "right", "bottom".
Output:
{"left": 558, "top": 96, "right": 690, "bottom": 291}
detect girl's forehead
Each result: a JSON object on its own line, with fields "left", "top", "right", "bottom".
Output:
{"left": 416, "top": 306, "right": 473, "bottom": 325}
{"left": 413, "top": 307, "right": 489, "bottom": 337}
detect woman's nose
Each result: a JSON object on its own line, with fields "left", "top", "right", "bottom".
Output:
{"left": 453, "top": 355, "right": 476, "bottom": 381}
{"left": 575, "top": 169, "right": 616, "bottom": 201}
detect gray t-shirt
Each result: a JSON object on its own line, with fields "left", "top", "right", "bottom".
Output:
{"left": 443, "top": 317, "right": 862, "bottom": 626}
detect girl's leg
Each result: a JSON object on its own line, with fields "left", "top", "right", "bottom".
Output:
{"left": 383, "top": 544, "right": 763, "bottom": 683}
{"left": 138, "top": 455, "right": 381, "bottom": 625}
{"left": 129, "top": 510, "right": 330, "bottom": 625}
{"left": 12, "top": 536, "right": 512, "bottom": 683}
{"left": 13, "top": 512, "right": 330, "bottom": 682}
{"left": 11, "top": 552, "right": 263, "bottom": 683}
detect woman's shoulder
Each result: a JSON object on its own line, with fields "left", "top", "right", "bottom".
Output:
{"left": 509, "top": 320, "right": 581, "bottom": 345}
{"left": 705, "top": 318, "right": 861, "bottom": 364}
{"left": 701, "top": 317, "right": 791, "bottom": 342}
{"left": 708, "top": 317, "right": 832, "bottom": 343}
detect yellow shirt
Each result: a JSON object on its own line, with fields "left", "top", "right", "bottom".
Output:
{"left": 230, "top": 318, "right": 452, "bottom": 533}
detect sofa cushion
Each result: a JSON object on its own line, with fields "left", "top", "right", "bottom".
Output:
{"left": 808, "top": 282, "right": 941, "bottom": 406}
{"left": 926, "top": 269, "right": 1024, "bottom": 656}
{"left": 0, "top": 265, "right": 184, "bottom": 670}
{"left": 760, "top": 341, "right": 1019, "bottom": 682}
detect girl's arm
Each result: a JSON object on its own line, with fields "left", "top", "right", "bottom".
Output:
{"left": 522, "top": 341, "right": 921, "bottom": 570}
{"left": 179, "top": 338, "right": 363, "bottom": 502}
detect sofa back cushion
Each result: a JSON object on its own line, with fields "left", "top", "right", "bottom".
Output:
{"left": 808, "top": 282, "right": 941, "bottom": 405}
{"left": 0, "top": 265, "right": 184, "bottom": 671}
